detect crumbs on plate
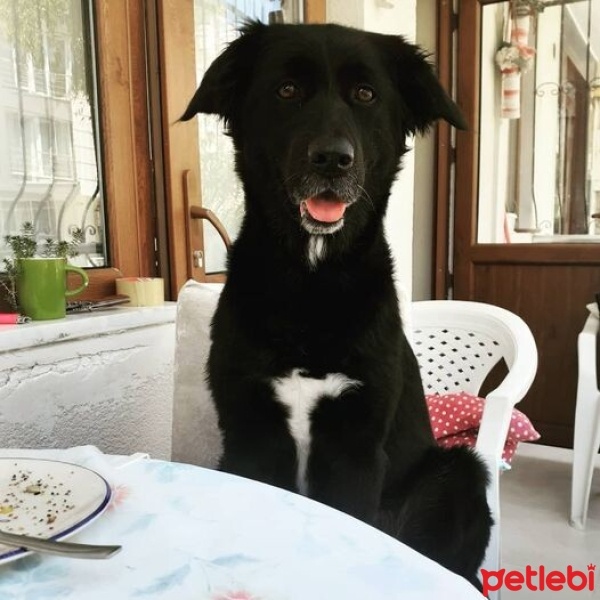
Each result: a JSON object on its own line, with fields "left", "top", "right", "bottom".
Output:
{"left": 0, "top": 465, "right": 76, "bottom": 535}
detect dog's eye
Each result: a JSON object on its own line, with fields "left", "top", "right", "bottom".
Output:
{"left": 353, "top": 85, "right": 376, "bottom": 104}
{"left": 277, "top": 82, "right": 300, "bottom": 100}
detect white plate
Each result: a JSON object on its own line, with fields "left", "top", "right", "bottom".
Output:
{"left": 0, "top": 458, "right": 112, "bottom": 564}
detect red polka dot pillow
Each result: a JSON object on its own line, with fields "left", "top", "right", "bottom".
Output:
{"left": 426, "top": 392, "right": 540, "bottom": 464}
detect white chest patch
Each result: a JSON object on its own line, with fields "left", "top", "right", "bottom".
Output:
{"left": 307, "top": 235, "right": 326, "bottom": 269}
{"left": 271, "top": 368, "right": 362, "bottom": 495}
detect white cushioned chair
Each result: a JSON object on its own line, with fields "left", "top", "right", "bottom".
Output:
{"left": 173, "top": 284, "right": 538, "bottom": 599}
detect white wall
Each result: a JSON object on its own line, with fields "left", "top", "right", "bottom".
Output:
{"left": 327, "top": 0, "right": 417, "bottom": 305}
{"left": 413, "top": 0, "right": 436, "bottom": 300}
{"left": 0, "top": 306, "right": 176, "bottom": 459}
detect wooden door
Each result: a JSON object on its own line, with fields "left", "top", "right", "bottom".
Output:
{"left": 439, "top": 0, "right": 600, "bottom": 447}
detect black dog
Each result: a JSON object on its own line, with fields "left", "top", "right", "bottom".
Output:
{"left": 182, "top": 21, "right": 492, "bottom": 589}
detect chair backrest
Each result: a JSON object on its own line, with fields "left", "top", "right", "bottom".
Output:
{"left": 172, "top": 280, "right": 224, "bottom": 468}
{"left": 411, "top": 300, "right": 533, "bottom": 396}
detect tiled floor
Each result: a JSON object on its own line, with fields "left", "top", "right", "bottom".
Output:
{"left": 500, "top": 443, "right": 600, "bottom": 598}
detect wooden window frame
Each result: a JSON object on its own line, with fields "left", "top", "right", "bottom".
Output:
{"left": 75, "top": 0, "right": 157, "bottom": 300}
{"left": 305, "top": 0, "right": 326, "bottom": 23}
{"left": 0, "top": 0, "right": 156, "bottom": 306}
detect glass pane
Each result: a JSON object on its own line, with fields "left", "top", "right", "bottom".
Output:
{"left": 478, "top": 0, "right": 600, "bottom": 244}
{"left": 193, "top": 0, "right": 292, "bottom": 274}
{"left": 0, "top": 0, "right": 106, "bottom": 268}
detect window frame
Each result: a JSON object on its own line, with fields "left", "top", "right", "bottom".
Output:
{"left": 76, "top": 0, "right": 157, "bottom": 299}
{"left": 0, "top": 0, "right": 155, "bottom": 307}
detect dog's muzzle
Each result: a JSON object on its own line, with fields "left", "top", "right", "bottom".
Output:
{"left": 290, "top": 136, "right": 361, "bottom": 235}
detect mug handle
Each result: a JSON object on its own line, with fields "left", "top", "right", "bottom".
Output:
{"left": 65, "top": 265, "right": 90, "bottom": 297}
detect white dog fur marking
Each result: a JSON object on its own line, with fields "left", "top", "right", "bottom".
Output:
{"left": 271, "top": 368, "right": 362, "bottom": 495}
{"left": 307, "top": 235, "right": 326, "bottom": 268}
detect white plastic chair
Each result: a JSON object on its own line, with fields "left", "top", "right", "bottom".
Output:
{"left": 570, "top": 313, "right": 600, "bottom": 530}
{"left": 411, "top": 300, "right": 538, "bottom": 598}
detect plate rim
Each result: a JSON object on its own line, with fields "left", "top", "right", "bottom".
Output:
{"left": 0, "top": 457, "right": 112, "bottom": 564}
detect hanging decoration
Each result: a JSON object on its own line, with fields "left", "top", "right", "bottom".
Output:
{"left": 495, "top": 1, "right": 536, "bottom": 119}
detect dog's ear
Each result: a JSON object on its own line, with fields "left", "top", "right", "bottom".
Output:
{"left": 373, "top": 34, "right": 467, "bottom": 134}
{"left": 180, "top": 21, "right": 265, "bottom": 123}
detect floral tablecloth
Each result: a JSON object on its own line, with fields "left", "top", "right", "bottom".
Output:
{"left": 0, "top": 446, "right": 484, "bottom": 599}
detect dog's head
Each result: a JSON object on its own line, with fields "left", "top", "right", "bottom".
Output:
{"left": 182, "top": 22, "right": 465, "bottom": 255}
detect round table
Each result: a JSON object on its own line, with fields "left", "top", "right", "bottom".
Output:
{"left": 0, "top": 451, "right": 484, "bottom": 599}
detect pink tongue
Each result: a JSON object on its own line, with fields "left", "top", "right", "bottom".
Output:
{"left": 305, "top": 197, "right": 347, "bottom": 223}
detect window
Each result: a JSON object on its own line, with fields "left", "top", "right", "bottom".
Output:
{"left": 477, "top": 0, "right": 600, "bottom": 244}
{"left": 0, "top": 0, "right": 155, "bottom": 303}
{"left": 0, "top": 0, "right": 107, "bottom": 267}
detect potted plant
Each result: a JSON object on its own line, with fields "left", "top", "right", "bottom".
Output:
{"left": 1, "top": 223, "right": 89, "bottom": 320}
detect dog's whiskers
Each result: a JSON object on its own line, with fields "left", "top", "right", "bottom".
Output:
{"left": 356, "top": 183, "right": 376, "bottom": 213}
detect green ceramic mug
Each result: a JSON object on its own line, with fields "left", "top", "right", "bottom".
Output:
{"left": 17, "top": 258, "right": 89, "bottom": 320}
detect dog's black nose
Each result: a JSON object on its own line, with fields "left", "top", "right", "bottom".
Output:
{"left": 308, "top": 137, "right": 354, "bottom": 174}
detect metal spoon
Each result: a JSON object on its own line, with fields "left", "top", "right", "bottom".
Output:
{"left": 0, "top": 529, "right": 121, "bottom": 559}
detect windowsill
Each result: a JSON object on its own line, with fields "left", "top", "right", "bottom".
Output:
{"left": 0, "top": 303, "right": 177, "bottom": 353}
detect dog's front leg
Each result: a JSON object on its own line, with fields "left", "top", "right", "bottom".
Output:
{"left": 307, "top": 390, "right": 388, "bottom": 523}
{"left": 309, "top": 438, "right": 386, "bottom": 523}
{"left": 214, "top": 379, "right": 299, "bottom": 492}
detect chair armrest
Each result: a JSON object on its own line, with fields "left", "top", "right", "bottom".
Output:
{"left": 475, "top": 320, "right": 538, "bottom": 464}
{"left": 475, "top": 393, "right": 517, "bottom": 466}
